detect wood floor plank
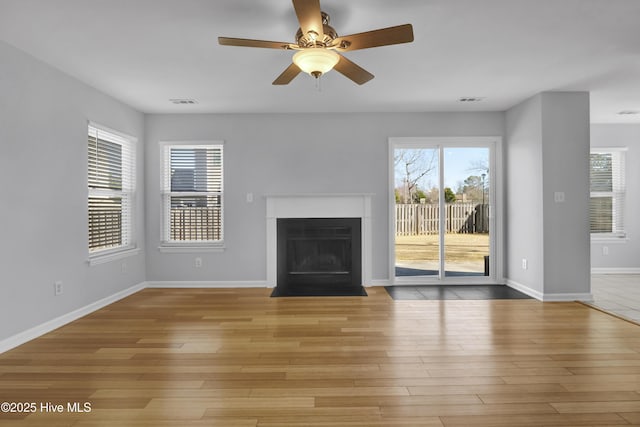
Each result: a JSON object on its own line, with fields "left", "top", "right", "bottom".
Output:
{"left": 562, "top": 382, "right": 640, "bottom": 392}
{"left": 621, "top": 412, "right": 640, "bottom": 424}
{"left": 408, "top": 383, "right": 568, "bottom": 396}
{"left": 380, "top": 402, "right": 558, "bottom": 417}
{"left": 551, "top": 401, "right": 640, "bottom": 413}
{"left": 501, "top": 373, "right": 640, "bottom": 384}
{"left": 354, "top": 376, "right": 506, "bottom": 387}
{"left": 478, "top": 391, "right": 640, "bottom": 404}
{"left": 439, "top": 412, "right": 630, "bottom": 426}
{"left": 315, "top": 394, "right": 482, "bottom": 407}
{"left": 256, "top": 418, "right": 444, "bottom": 427}
{"left": 0, "top": 287, "right": 639, "bottom": 425}
{"left": 248, "top": 386, "right": 410, "bottom": 398}
{"left": 89, "top": 388, "right": 251, "bottom": 399}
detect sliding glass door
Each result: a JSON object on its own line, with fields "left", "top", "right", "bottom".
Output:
{"left": 442, "top": 147, "right": 490, "bottom": 277}
{"left": 394, "top": 147, "right": 440, "bottom": 278}
{"left": 391, "top": 138, "right": 496, "bottom": 283}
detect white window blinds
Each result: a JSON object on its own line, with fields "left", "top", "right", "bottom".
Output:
{"left": 88, "top": 124, "right": 135, "bottom": 252}
{"left": 161, "top": 143, "right": 224, "bottom": 244}
{"left": 590, "top": 148, "right": 626, "bottom": 237}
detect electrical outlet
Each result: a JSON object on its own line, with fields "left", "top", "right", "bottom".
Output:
{"left": 521, "top": 259, "right": 528, "bottom": 270}
{"left": 602, "top": 246, "right": 609, "bottom": 256}
{"left": 554, "top": 192, "right": 565, "bottom": 203}
{"left": 54, "top": 281, "right": 63, "bottom": 296}
{"left": 195, "top": 257, "right": 202, "bottom": 268}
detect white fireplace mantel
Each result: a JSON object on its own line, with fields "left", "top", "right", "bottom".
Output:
{"left": 265, "top": 193, "right": 373, "bottom": 288}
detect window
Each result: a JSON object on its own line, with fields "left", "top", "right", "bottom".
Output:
{"left": 88, "top": 123, "right": 136, "bottom": 255}
{"left": 590, "top": 148, "right": 626, "bottom": 238}
{"left": 161, "top": 142, "right": 224, "bottom": 248}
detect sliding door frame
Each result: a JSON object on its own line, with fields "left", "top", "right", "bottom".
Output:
{"left": 388, "top": 137, "right": 504, "bottom": 286}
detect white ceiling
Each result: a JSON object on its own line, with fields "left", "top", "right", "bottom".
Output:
{"left": 1, "top": 0, "right": 639, "bottom": 122}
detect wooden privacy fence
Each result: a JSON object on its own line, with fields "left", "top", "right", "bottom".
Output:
{"left": 396, "top": 203, "right": 489, "bottom": 235}
{"left": 171, "top": 207, "right": 222, "bottom": 241}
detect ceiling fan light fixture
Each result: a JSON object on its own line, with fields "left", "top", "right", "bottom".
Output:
{"left": 293, "top": 48, "right": 339, "bottom": 78}
{"left": 219, "top": 2, "right": 414, "bottom": 85}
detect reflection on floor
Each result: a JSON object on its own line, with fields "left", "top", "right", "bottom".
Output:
{"left": 385, "top": 284, "right": 532, "bottom": 300}
{"left": 589, "top": 274, "right": 640, "bottom": 324}
{"left": 384, "top": 276, "right": 640, "bottom": 323}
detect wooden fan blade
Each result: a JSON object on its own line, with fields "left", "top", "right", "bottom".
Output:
{"left": 218, "top": 37, "right": 292, "bottom": 50}
{"left": 273, "top": 63, "right": 302, "bottom": 85}
{"left": 333, "top": 55, "right": 374, "bottom": 85}
{"left": 292, "top": 0, "right": 324, "bottom": 39}
{"left": 333, "top": 24, "right": 414, "bottom": 51}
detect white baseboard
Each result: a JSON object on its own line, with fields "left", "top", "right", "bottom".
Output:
{"left": 0, "top": 282, "right": 146, "bottom": 354}
{"left": 506, "top": 280, "right": 544, "bottom": 301}
{"left": 592, "top": 268, "right": 640, "bottom": 275}
{"left": 506, "top": 279, "right": 593, "bottom": 302}
{"left": 541, "top": 292, "right": 594, "bottom": 302}
{"left": 146, "top": 280, "right": 271, "bottom": 288}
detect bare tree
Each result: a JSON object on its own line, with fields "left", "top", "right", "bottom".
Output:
{"left": 467, "top": 158, "right": 489, "bottom": 176}
{"left": 466, "top": 158, "right": 489, "bottom": 202}
{"left": 394, "top": 149, "right": 437, "bottom": 203}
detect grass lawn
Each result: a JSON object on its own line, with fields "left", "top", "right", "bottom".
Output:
{"left": 396, "top": 233, "right": 489, "bottom": 263}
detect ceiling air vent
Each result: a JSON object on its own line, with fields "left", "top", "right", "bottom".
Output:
{"left": 459, "top": 97, "right": 485, "bottom": 102}
{"left": 169, "top": 99, "right": 198, "bottom": 105}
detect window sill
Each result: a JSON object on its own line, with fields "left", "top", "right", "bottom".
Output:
{"left": 158, "top": 244, "right": 226, "bottom": 253}
{"left": 88, "top": 247, "right": 141, "bottom": 266}
{"left": 591, "top": 236, "right": 628, "bottom": 244}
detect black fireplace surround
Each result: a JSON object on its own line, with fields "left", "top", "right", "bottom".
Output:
{"left": 272, "top": 217, "right": 365, "bottom": 296}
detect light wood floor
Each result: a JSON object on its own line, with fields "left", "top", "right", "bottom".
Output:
{"left": 1, "top": 287, "right": 640, "bottom": 426}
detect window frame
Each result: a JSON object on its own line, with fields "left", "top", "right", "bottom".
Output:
{"left": 87, "top": 122, "right": 138, "bottom": 264}
{"left": 159, "top": 140, "right": 225, "bottom": 252}
{"left": 590, "top": 147, "right": 627, "bottom": 241}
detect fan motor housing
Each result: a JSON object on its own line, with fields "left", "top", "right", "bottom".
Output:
{"left": 295, "top": 12, "right": 338, "bottom": 47}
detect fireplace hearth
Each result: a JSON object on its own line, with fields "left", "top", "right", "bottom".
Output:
{"left": 272, "top": 218, "right": 365, "bottom": 296}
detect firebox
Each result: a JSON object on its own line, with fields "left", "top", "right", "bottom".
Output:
{"left": 275, "top": 218, "right": 363, "bottom": 296}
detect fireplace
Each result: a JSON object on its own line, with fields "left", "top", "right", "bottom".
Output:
{"left": 265, "top": 193, "right": 372, "bottom": 293}
{"left": 275, "top": 218, "right": 363, "bottom": 296}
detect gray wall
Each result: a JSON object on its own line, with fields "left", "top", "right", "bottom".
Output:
{"left": 590, "top": 124, "right": 640, "bottom": 271}
{"left": 504, "top": 95, "right": 545, "bottom": 294}
{"left": 505, "top": 92, "right": 591, "bottom": 298}
{"left": 144, "top": 113, "right": 504, "bottom": 283}
{"left": 540, "top": 93, "right": 591, "bottom": 295}
{"left": 0, "top": 41, "right": 146, "bottom": 341}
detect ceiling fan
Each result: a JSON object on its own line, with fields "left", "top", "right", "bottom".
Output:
{"left": 218, "top": 0, "right": 414, "bottom": 85}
